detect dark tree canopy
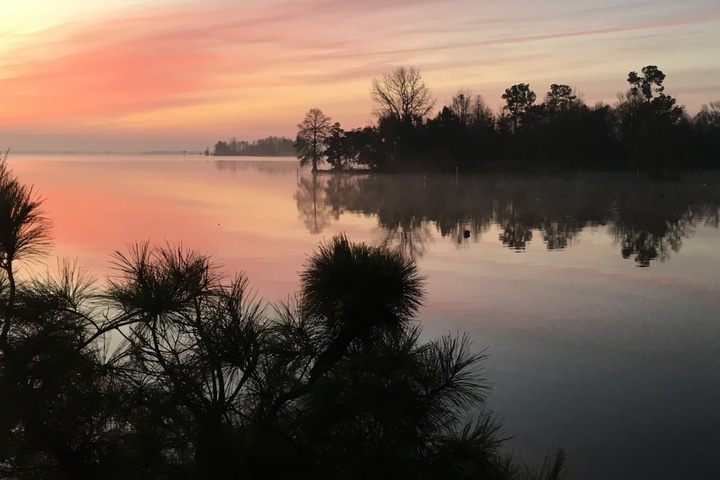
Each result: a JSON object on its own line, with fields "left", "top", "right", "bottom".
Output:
{"left": 323, "top": 122, "right": 350, "bottom": 170}
{"left": 502, "top": 83, "right": 537, "bottom": 132}
{"left": 627, "top": 65, "right": 666, "bottom": 101}
{"left": 545, "top": 84, "right": 579, "bottom": 115}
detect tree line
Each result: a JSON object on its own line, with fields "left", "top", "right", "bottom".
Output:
{"left": 295, "top": 66, "right": 720, "bottom": 177}
{"left": 0, "top": 152, "right": 565, "bottom": 479}
{"left": 213, "top": 135, "right": 295, "bottom": 156}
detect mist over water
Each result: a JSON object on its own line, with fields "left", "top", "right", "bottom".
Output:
{"left": 11, "top": 154, "right": 720, "bottom": 479}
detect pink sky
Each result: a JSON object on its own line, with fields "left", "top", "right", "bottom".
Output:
{"left": 2, "top": 0, "right": 719, "bottom": 152}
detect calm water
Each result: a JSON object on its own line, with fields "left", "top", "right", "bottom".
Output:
{"left": 10, "top": 154, "right": 720, "bottom": 479}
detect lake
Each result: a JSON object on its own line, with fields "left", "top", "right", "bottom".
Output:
{"left": 10, "top": 154, "right": 720, "bottom": 479}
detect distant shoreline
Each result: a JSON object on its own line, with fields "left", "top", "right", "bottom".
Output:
{"left": 11, "top": 150, "right": 208, "bottom": 156}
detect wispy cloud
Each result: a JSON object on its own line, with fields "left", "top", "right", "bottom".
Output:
{"left": 1, "top": 0, "right": 719, "bottom": 146}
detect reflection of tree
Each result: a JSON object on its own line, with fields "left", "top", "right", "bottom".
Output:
{"left": 295, "top": 173, "right": 333, "bottom": 234}
{"left": 703, "top": 205, "right": 720, "bottom": 229}
{"left": 540, "top": 218, "right": 580, "bottom": 250}
{"left": 443, "top": 218, "right": 489, "bottom": 245}
{"left": 499, "top": 223, "right": 533, "bottom": 250}
{"left": 354, "top": 174, "right": 435, "bottom": 258}
{"left": 379, "top": 218, "right": 434, "bottom": 259}
{"left": 612, "top": 215, "right": 691, "bottom": 267}
{"left": 294, "top": 172, "right": 498, "bottom": 256}
{"left": 324, "top": 174, "right": 366, "bottom": 220}
{"left": 620, "top": 230, "right": 662, "bottom": 266}
{"left": 214, "top": 159, "right": 296, "bottom": 175}
{"left": 495, "top": 189, "right": 539, "bottom": 251}
{"left": 609, "top": 186, "right": 696, "bottom": 267}
{"left": 293, "top": 170, "right": 720, "bottom": 266}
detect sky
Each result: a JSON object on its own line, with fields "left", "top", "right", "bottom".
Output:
{"left": 2, "top": 0, "right": 719, "bottom": 152}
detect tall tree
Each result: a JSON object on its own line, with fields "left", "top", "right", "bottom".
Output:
{"left": 545, "top": 84, "right": 579, "bottom": 116}
{"left": 371, "top": 66, "right": 435, "bottom": 123}
{"left": 469, "top": 94, "right": 495, "bottom": 129}
{"left": 0, "top": 152, "right": 52, "bottom": 352}
{"left": 450, "top": 89, "right": 493, "bottom": 128}
{"left": 624, "top": 66, "right": 682, "bottom": 126}
{"left": 627, "top": 65, "right": 666, "bottom": 101}
{"left": 617, "top": 66, "right": 686, "bottom": 177}
{"left": 295, "top": 108, "right": 332, "bottom": 172}
{"left": 501, "top": 83, "right": 536, "bottom": 133}
{"left": 450, "top": 88, "right": 473, "bottom": 125}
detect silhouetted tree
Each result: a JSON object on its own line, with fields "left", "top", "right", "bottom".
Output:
{"left": 0, "top": 262, "right": 127, "bottom": 480}
{"left": 295, "top": 108, "right": 332, "bottom": 172}
{"left": 106, "top": 242, "right": 269, "bottom": 479}
{"left": 299, "top": 234, "right": 424, "bottom": 381}
{"left": 449, "top": 88, "right": 485, "bottom": 126}
{"left": 545, "top": 84, "right": 579, "bottom": 117}
{"left": 627, "top": 65, "right": 666, "bottom": 101}
{"left": 616, "top": 66, "right": 687, "bottom": 177}
{"left": 0, "top": 151, "right": 53, "bottom": 352}
{"left": 346, "top": 126, "right": 388, "bottom": 170}
{"left": 501, "top": 84, "right": 536, "bottom": 133}
{"left": 371, "top": 66, "right": 435, "bottom": 124}
{"left": 369, "top": 67, "right": 437, "bottom": 170}
{"left": 468, "top": 94, "right": 495, "bottom": 129}
{"left": 324, "top": 122, "right": 353, "bottom": 170}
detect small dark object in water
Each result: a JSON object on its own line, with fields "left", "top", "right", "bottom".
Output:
{"left": 463, "top": 230, "right": 471, "bottom": 238}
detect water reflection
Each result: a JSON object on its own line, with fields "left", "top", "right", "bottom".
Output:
{"left": 294, "top": 171, "right": 720, "bottom": 267}
{"left": 295, "top": 174, "right": 333, "bottom": 234}
{"left": 214, "top": 159, "right": 297, "bottom": 175}
{"left": 607, "top": 183, "right": 716, "bottom": 267}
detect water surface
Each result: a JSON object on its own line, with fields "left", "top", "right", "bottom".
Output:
{"left": 11, "top": 154, "right": 720, "bottom": 479}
